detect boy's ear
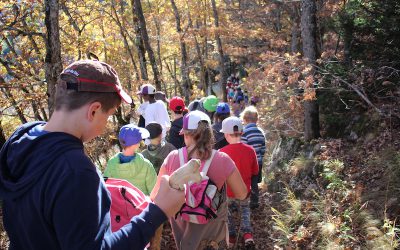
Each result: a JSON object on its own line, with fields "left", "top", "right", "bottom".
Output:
{"left": 87, "top": 102, "right": 102, "bottom": 121}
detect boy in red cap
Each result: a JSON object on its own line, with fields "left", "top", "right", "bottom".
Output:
{"left": 167, "top": 96, "right": 187, "bottom": 149}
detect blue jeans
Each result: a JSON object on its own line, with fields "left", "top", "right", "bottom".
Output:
{"left": 228, "top": 198, "right": 252, "bottom": 236}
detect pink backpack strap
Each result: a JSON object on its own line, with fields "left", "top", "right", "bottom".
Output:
{"left": 178, "top": 147, "right": 216, "bottom": 175}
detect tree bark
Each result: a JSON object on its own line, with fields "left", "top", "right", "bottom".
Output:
{"left": 110, "top": 0, "right": 140, "bottom": 83}
{"left": 301, "top": 0, "right": 320, "bottom": 141}
{"left": 2, "top": 88, "right": 28, "bottom": 124}
{"left": 131, "top": 0, "right": 148, "bottom": 81}
{"left": 146, "top": 0, "right": 163, "bottom": 76}
{"left": 211, "top": 0, "right": 228, "bottom": 101}
{"left": 188, "top": 2, "right": 207, "bottom": 95}
{"left": 170, "top": 0, "right": 191, "bottom": 102}
{"left": 290, "top": 3, "right": 300, "bottom": 54}
{"left": 0, "top": 122, "right": 6, "bottom": 149}
{"left": 339, "top": 4, "right": 354, "bottom": 66}
{"left": 45, "top": 0, "right": 62, "bottom": 116}
{"left": 133, "top": 0, "right": 161, "bottom": 89}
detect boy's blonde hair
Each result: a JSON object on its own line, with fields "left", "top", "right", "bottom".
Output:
{"left": 240, "top": 106, "right": 258, "bottom": 123}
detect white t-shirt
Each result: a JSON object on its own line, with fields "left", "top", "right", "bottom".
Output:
{"left": 144, "top": 100, "right": 171, "bottom": 138}
{"left": 137, "top": 102, "right": 149, "bottom": 116}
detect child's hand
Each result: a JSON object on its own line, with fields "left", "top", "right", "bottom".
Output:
{"left": 153, "top": 176, "right": 185, "bottom": 217}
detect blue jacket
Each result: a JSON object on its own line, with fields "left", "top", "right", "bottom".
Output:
{"left": 0, "top": 122, "right": 166, "bottom": 250}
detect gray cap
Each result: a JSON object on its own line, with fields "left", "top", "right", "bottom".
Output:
{"left": 220, "top": 116, "right": 243, "bottom": 134}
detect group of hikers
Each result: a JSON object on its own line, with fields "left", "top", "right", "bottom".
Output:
{"left": 0, "top": 59, "right": 266, "bottom": 250}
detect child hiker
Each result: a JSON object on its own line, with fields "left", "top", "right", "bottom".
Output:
{"left": 142, "top": 122, "right": 176, "bottom": 174}
{"left": 220, "top": 116, "right": 259, "bottom": 248}
{"left": 137, "top": 84, "right": 171, "bottom": 139}
{"left": 212, "top": 102, "right": 230, "bottom": 150}
{"left": 168, "top": 96, "right": 186, "bottom": 149}
{"left": 104, "top": 124, "right": 157, "bottom": 196}
{"left": 150, "top": 110, "right": 248, "bottom": 249}
{"left": 0, "top": 60, "right": 184, "bottom": 249}
{"left": 240, "top": 106, "right": 266, "bottom": 209}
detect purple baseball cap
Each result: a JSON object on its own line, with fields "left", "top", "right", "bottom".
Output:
{"left": 216, "top": 102, "right": 230, "bottom": 114}
{"left": 179, "top": 110, "right": 211, "bottom": 134}
{"left": 137, "top": 84, "right": 156, "bottom": 95}
{"left": 119, "top": 124, "right": 150, "bottom": 147}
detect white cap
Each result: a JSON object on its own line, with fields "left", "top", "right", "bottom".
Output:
{"left": 137, "top": 84, "right": 156, "bottom": 95}
{"left": 181, "top": 110, "right": 211, "bottom": 133}
{"left": 221, "top": 116, "right": 243, "bottom": 134}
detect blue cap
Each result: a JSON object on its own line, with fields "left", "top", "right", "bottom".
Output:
{"left": 235, "top": 96, "right": 244, "bottom": 103}
{"left": 216, "top": 102, "right": 230, "bottom": 114}
{"left": 119, "top": 124, "right": 150, "bottom": 147}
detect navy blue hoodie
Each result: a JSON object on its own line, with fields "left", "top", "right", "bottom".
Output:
{"left": 0, "top": 122, "right": 166, "bottom": 250}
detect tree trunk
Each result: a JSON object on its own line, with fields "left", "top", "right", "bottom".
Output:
{"left": 301, "top": 0, "right": 318, "bottom": 63}
{"left": 211, "top": 0, "right": 227, "bottom": 101}
{"left": 0, "top": 122, "right": 6, "bottom": 148}
{"left": 45, "top": 0, "right": 62, "bottom": 116}
{"left": 170, "top": 0, "right": 191, "bottom": 102}
{"left": 339, "top": 5, "right": 354, "bottom": 66}
{"left": 2, "top": 88, "right": 28, "bottom": 124}
{"left": 131, "top": 0, "right": 148, "bottom": 81}
{"left": 290, "top": 3, "right": 300, "bottom": 53}
{"left": 146, "top": 0, "right": 163, "bottom": 76}
{"left": 188, "top": 2, "right": 207, "bottom": 95}
{"left": 111, "top": 0, "right": 140, "bottom": 84}
{"left": 133, "top": 0, "right": 161, "bottom": 89}
{"left": 301, "top": 0, "right": 320, "bottom": 141}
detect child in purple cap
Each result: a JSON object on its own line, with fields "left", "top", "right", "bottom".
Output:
{"left": 104, "top": 124, "right": 157, "bottom": 195}
{"left": 151, "top": 110, "right": 248, "bottom": 250}
{"left": 137, "top": 84, "right": 171, "bottom": 139}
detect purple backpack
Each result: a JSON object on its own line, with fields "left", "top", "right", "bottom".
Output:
{"left": 176, "top": 148, "right": 225, "bottom": 224}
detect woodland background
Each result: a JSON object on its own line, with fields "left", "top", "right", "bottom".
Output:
{"left": 1, "top": 0, "right": 400, "bottom": 249}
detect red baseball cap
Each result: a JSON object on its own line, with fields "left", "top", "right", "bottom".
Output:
{"left": 60, "top": 60, "right": 132, "bottom": 104}
{"left": 169, "top": 96, "right": 185, "bottom": 112}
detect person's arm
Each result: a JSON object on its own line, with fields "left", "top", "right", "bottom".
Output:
{"left": 226, "top": 168, "right": 247, "bottom": 200}
{"left": 150, "top": 165, "right": 167, "bottom": 201}
{"left": 160, "top": 104, "right": 171, "bottom": 130}
{"left": 53, "top": 155, "right": 183, "bottom": 250}
{"left": 251, "top": 149, "right": 259, "bottom": 176}
{"left": 52, "top": 166, "right": 163, "bottom": 249}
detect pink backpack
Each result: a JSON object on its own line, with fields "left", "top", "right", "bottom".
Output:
{"left": 104, "top": 177, "right": 151, "bottom": 232}
{"left": 176, "top": 148, "right": 225, "bottom": 224}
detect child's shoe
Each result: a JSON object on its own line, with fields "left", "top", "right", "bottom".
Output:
{"left": 243, "top": 233, "right": 255, "bottom": 249}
